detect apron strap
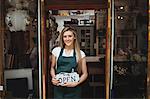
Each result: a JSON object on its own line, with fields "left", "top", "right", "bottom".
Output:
{"left": 73, "top": 49, "right": 78, "bottom": 72}
{"left": 73, "top": 49, "right": 76, "bottom": 56}
{"left": 59, "top": 48, "right": 64, "bottom": 57}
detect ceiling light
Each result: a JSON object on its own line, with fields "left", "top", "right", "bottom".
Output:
{"left": 120, "top": 6, "right": 124, "bottom": 10}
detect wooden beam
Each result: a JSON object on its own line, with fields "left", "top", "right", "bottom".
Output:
{"left": 0, "top": 0, "right": 4, "bottom": 98}
{"left": 147, "top": 1, "right": 150, "bottom": 98}
{"left": 105, "top": 0, "right": 111, "bottom": 99}
{"left": 148, "top": 36, "right": 150, "bottom": 99}
{"left": 46, "top": 0, "right": 108, "bottom": 10}
{"left": 40, "top": 0, "right": 48, "bottom": 99}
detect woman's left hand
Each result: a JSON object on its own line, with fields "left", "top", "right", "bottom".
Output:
{"left": 61, "top": 82, "right": 79, "bottom": 87}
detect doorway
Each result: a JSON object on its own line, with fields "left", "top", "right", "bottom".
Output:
{"left": 43, "top": 1, "right": 108, "bottom": 99}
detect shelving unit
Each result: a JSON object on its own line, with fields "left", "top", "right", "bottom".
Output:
{"left": 76, "top": 25, "right": 95, "bottom": 56}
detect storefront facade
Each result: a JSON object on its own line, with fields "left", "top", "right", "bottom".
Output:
{"left": 0, "top": 0, "right": 149, "bottom": 99}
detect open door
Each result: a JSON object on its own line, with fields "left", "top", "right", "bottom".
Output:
{"left": 38, "top": 0, "right": 112, "bottom": 99}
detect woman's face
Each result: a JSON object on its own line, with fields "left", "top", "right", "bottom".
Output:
{"left": 63, "top": 30, "right": 75, "bottom": 47}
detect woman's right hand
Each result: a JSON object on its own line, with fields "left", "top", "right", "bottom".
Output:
{"left": 51, "top": 77, "right": 60, "bottom": 86}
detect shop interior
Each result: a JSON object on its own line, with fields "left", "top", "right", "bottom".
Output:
{"left": 47, "top": 9, "right": 107, "bottom": 99}
{"left": 0, "top": 0, "right": 148, "bottom": 99}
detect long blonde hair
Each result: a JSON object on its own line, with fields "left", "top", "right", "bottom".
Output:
{"left": 59, "top": 26, "right": 82, "bottom": 61}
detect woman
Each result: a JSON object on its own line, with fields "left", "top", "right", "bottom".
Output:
{"left": 50, "top": 26, "right": 88, "bottom": 99}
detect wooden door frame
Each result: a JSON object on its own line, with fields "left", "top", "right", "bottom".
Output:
{"left": 148, "top": 1, "right": 150, "bottom": 98}
{"left": 39, "top": 0, "right": 111, "bottom": 99}
{"left": 0, "top": 0, "right": 5, "bottom": 98}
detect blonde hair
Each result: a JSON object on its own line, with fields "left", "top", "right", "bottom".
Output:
{"left": 59, "top": 26, "right": 82, "bottom": 61}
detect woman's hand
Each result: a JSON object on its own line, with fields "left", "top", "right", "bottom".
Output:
{"left": 61, "top": 82, "right": 79, "bottom": 87}
{"left": 51, "top": 77, "right": 60, "bottom": 86}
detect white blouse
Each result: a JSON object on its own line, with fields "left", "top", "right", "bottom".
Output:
{"left": 52, "top": 46, "right": 86, "bottom": 62}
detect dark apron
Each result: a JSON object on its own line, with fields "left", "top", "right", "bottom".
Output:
{"left": 54, "top": 48, "right": 81, "bottom": 99}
